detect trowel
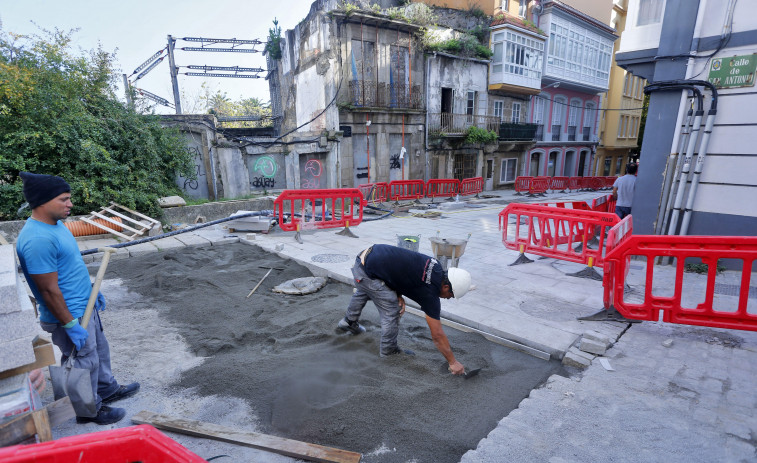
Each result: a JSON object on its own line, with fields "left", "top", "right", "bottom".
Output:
{"left": 50, "top": 248, "right": 116, "bottom": 418}
{"left": 440, "top": 362, "right": 482, "bottom": 379}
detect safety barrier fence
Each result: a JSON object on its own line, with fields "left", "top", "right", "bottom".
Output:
{"left": 459, "top": 176, "right": 484, "bottom": 197}
{"left": 426, "top": 179, "right": 459, "bottom": 200}
{"left": 591, "top": 194, "right": 616, "bottom": 214}
{"left": 389, "top": 179, "right": 425, "bottom": 201}
{"left": 514, "top": 176, "right": 532, "bottom": 195}
{"left": 549, "top": 176, "right": 570, "bottom": 192}
{"left": 358, "top": 182, "right": 389, "bottom": 204}
{"left": 498, "top": 203, "right": 619, "bottom": 277}
{"left": 529, "top": 177, "right": 551, "bottom": 197}
{"left": 514, "top": 176, "right": 619, "bottom": 194}
{"left": 592, "top": 216, "right": 757, "bottom": 332}
{"left": 274, "top": 188, "right": 364, "bottom": 241}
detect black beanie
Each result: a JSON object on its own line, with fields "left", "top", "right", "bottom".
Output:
{"left": 19, "top": 172, "right": 71, "bottom": 209}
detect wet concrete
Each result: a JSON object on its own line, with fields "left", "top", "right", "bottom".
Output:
{"left": 107, "top": 243, "right": 564, "bottom": 463}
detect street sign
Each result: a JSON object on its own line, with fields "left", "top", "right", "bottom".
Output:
{"left": 707, "top": 54, "right": 757, "bottom": 89}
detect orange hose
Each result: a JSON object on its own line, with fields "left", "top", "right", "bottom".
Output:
{"left": 65, "top": 217, "right": 123, "bottom": 237}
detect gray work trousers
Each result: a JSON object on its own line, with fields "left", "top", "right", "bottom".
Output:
{"left": 344, "top": 257, "right": 402, "bottom": 355}
{"left": 41, "top": 310, "right": 120, "bottom": 414}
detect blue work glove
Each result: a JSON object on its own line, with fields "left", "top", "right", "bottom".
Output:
{"left": 63, "top": 320, "right": 89, "bottom": 351}
{"left": 95, "top": 292, "right": 107, "bottom": 312}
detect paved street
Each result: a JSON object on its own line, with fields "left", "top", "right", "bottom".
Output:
{"left": 76, "top": 189, "right": 757, "bottom": 462}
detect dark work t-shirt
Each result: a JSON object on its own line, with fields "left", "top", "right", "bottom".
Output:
{"left": 363, "top": 244, "right": 444, "bottom": 319}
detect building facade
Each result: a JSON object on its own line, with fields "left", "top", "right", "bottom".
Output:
{"left": 615, "top": 0, "right": 757, "bottom": 236}
{"left": 525, "top": 0, "right": 617, "bottom": 178}
{"left": 594, "top": 0, "right": 645, "bottom": 177}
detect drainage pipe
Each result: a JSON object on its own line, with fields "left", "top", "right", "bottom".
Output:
{"left": 656, "top": 101, "right": 694, "bottom": 235}
{"left": 679, "top": 105, "right": 717, "bottom": 235}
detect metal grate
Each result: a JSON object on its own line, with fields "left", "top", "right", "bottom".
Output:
{"left": 714, "top": 283, "right": 757, "bottom": 298}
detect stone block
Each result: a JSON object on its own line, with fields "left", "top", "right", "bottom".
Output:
{"left": 0, "top": 337, "right": 36, "bottom": 371}
{"left": 152, "top": 236, "right": 186, "bottom": 251}
{"left": 582, "top": 329, "right": 611, "bottom": 345}
{"left": 579, "top": 337, "right": 608, "bottom": 355}
{"left": 208, "top": 235, "right": 240, "bottom": 246}
{"left": 158, "top": 196, "right": 186, "bottom": 208}
{"left": 562, "top": 350, "right": 592, "bottom": 368}
{"left": 2, "top": 307, "right": 38, "bottom": 341}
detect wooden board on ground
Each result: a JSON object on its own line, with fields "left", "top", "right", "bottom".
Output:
{"left": 132, "top": 410, "right": 362, "bottom": 463}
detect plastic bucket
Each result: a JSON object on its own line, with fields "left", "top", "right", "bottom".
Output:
{"left": 396, "top": 234, "right": 420, "bottom": 252}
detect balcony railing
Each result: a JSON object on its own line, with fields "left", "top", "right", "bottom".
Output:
{"left": 498, "top": 122, "right": 539, "bottom": 141}
{"left": 428, "top": 113, "right": 501, "bottom": 135}
{"left": 567, "top": 126, "right": 577, "bottom": 141}
{"left": 347, "top": 80, "right": 423, "bottom": 109}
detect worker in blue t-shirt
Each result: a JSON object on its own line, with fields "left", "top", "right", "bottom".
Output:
{"left": 15, "top": 172, "right": 139, "bottom": 426}
{"left": 337, "top": 244, "right": 472, "bottom": 375}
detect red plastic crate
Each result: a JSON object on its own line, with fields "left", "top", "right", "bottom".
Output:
{"left": 0, "top": 424, "right": 205, "bottom": 462}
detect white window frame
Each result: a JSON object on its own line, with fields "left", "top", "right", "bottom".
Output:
{"left": 533, "top": 96, "right": 545, "bottom": 124}
{"left": 518, "top": 0, "right": 528, "bottom": 18}
{"left": 547, "top": 17, "right": 613, "bottom": 86}
{"left": 467, "top": 91, "right": 476, "bottom": 116}
{"left": 502, "top": 30, "right": 544, "bottom": 79}
{"left": 512, "top": 102, "right": 522, "bottom": 124}
{"left": 500, "top": 158, "right": 518, "bottom": 183}
{"left": 552, "top": 96, "right": 566, "bottom": 126}
{"left": 637, "top": 0, "right": 665, "bottom": 26}
{"left": 493, "top": 100, "right": 504, "bottom": 121}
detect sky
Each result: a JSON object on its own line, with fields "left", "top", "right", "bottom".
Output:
{"left": 0, "top": 0, "right": 317, "bottom": 113}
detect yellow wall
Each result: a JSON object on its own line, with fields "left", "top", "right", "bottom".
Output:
{"left": 559, "top": 0, "right": 612, "bottom": 25}
{"left": 420, "top": 0, "right": 499, "bottom": 15}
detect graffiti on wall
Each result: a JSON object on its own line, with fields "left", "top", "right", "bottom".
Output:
{"left": 252, "top": 155, "right": 278, "bottom": 189}
{"left": 302, "top": 159, "right": 323, "bottom": 189}
{"left": 390, "top": 154, "right": 401, "bottom": 169}
{"left": 177, "top": 144, "right": 208, "bottom": 199}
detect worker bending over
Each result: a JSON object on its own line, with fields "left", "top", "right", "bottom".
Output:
{"left": 337, "top": 244, "right": 472, "bottom": 375}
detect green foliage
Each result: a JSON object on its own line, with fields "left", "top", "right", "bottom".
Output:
{"left": 469, "top": 25, "right": 488, "bottom": 44}
{"left": 0, "top": 28, "right": 193, "bottom": 220}
{"left": 339, "top": 1, "right": 360, "bottom": 16}
{"left": 467, "top": 6, "right": 488, "bottom": 20}
{"left": 464, "top": 126, "right": 498, "bottom": 145}
{"left": 424, "top": 33, "right": 493, "bottom": 60}
{"left": 265, "top": 18, "right": 282, "bottom": 60}
{"left": 369, "top": 3, "right": 382, "bottom": 14}
{"left": 199, "top": 84, "right": 272, "bottom": 128}
{"left": 684, "top": 262, "right": 726, "bottom": 275}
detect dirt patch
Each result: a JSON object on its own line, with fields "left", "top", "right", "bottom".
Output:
{"left": 106, "top": 242, "right": 563, "bottom": 463}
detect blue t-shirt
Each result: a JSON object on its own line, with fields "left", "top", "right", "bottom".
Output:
{"left": 363, "top": 244, "right": 444, "bottom": 319}
{"left": 16, "top": 219, "right": 92, "bottom": 323}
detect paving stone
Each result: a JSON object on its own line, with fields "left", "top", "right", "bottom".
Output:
{"left": 151, "top": 236, "right": 185, "bottom": 251}
{"left": 127, "top": 242, "right": 160, "bottom": 258}
{"left": 579, "top": 337, "right": 607, "bottom": 355}
{"left": 562, "top": 350, "right": 592, "bottom": 368}
{"left": 173, "top": 233, "right": 212, "bottom": 248}
{"left": 207, "top": 235, "right": 240, "bottom": 246}
{"left": 582, "top": 330, "right": 611, "bottom": 345}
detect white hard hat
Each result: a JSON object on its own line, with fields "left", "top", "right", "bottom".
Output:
{"left": 447, "top": 267, "right": 471, "bottom": 299}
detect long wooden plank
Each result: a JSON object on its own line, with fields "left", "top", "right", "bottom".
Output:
{"left": 132, "top": 411, "right": 362, "bottom": 463}
{"left": 80, "top": 216, "right": 133, "bottom": 240}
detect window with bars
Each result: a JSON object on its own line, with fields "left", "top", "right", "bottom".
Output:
{"left": 583, "top": 102, "right": 595, "bottom": 141}
{"left": 567, "top": 100, "right": 580, "bottom": 141}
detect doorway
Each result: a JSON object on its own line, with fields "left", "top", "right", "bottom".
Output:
{"left": 547, "top": 151, "right": 559, "bottom": 177}
{"left": 564, "top": 150, "right": 576, "bottom": 177}
{"left": 485, "top": 158, "right": 494, "bottom": 190}
{"left": 530, "top": 152, "right": 541, "bottom": 176}
{"left": 577, "top": 150, "right": 587, "bottom": 177}
{"left": 441, "top": 88, "right": 453, "bottom": 130}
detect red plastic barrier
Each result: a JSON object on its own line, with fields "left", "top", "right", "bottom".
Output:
{"left": 591, "top": 194, "right": 611, "bottom": 213}
{"left": 0, "top": 425, "right": 205, "bottom": 462}
{"left": 549, "top": 176, "right": 570, "bottom": 192}
{"left": 568, "top": 177, "right": 581, "bottom": 191}
{"left": 389, "top": 180, "right": 425, "bottom": 201}
{"left": 459, "top": 177, "right": 484, "bottom": 196}
{"left": 359, "top": 182, "right": 389, "bottom": 204}
{"left": 529, "top": 177, "right": 551, "bottom": 196}
{"left": 535, "top": 200, "right": 591, "bottom": 211}
{"left": 274, "top": 188, "right": 364, "bottom": 232}
{"left": 499, "top": 203, "right": 619, "bottom": 266}
{"left": 514, "top": 176, "right": 532, "bottom": 195}
{"left": 587, "top": 177, "right": 603, "bottom": 191}
{"left": 602, "top": 229, "right": 757, "bottom": 331}
{"left": 426, "top": 178, "right": 459, "bottom": 199}
{"left": 604, "top": 176, "right": 616, "bottom": 189}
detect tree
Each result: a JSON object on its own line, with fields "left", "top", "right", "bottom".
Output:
{"left": 0, "top": 28, "right": 194, "bottom": 220}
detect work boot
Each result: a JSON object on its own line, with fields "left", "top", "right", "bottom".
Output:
{"left": 102, "top": 382, "right": 140, "bottom": 404}
{"left": 381, "top": 347, "right": 415, "bottom": 357}
{"left": 76, "top": 405, "right": 126, "bottom": 425}
{"left": 337, "top": 317, "right": 365, "bottom": 335}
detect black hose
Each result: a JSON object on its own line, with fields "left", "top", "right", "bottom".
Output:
{"left": 79, "top": 211, "right": 273, "bottom": 256}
